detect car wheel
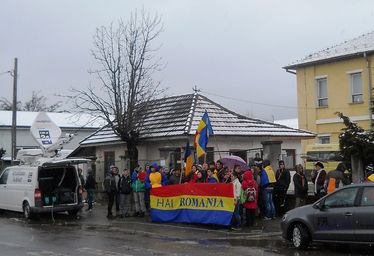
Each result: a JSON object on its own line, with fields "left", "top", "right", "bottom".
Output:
{"left": 292, "top": 224, "right": 310, "bottom": 249}
{"left": 23, "top": 202, "right": 33, "bottom": 219}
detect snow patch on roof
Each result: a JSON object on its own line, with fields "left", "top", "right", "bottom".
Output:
{"left": 284, "top": 31, "right": 374, "bottom": 68}
{"left": 80, "top": 94, "right": 314, "bottom": 146}
{"left": 0, "top": 111, "right": 104, "bottom": 129}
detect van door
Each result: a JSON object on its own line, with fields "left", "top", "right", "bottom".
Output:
{"left": 0, "top": 169, "right": 10, "bottom": 209}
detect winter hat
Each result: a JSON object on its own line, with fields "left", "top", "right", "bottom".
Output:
{"left": 150, "top": 162, "right": 160, "bottom": 172}
{"left": 315, "top": 162, "right": 324, "bottom": 169}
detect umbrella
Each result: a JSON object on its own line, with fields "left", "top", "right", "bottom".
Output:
{"left": 220, "top": 155, "right": 248, "bottom": 172}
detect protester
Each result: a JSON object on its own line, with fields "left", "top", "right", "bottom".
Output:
{"left": 206, "top": 169, "right": 218, "bottom": 183}
{"left": 294, "top": 164, "right": 308, "bottom": 207}
{"left": 253, "top": 153, "right": 263, "bottom": 167}
{"left": 163, "top": 168, "right": 171, "bottom": 180}
{"left": 274, "top": 160, "right": 290, "bottom": 215}
{"left": 221, "top": 168, "right": 231, "bottom": 183}
{"left": 104, "top": 166, "right": 120, "bottom": 218}
{"left": 145, "top": 163, "right": 168, "bottom": 189}
{"left": 187, "top": 165, "right": 198, "bottom": 182}
{"left": 201, "top": 162, "right": 209, "bottom": 181}
{"left": 144, "top": 164, "right": 151, "bottom": 210}
{"left": 118, "top": 168, "right": 132, "bottom": 218}
{"left": 324, "top": 163, "right": 350, "bottom": 194}
{"left": 231, "top": 172, "right": 242, "bottom": 229}
{"left": 233, "top": 164, "right": 243, "bottom": 182}
{"left": 168, "top": 169, "right": 182, "bottom": 185}
{"left": 311, "top": 162, "right": 327, "bottom": 200}
{"left": 216, "top": 160, "right": 225, "bottom": 182}
{"left": 85, "top": 168, "right": 96, "bottom": 212}
{"left": 132, "top": 165, "right": 147, "bottom": 217}
{"left": 254, "top": 164, "right": 264, "bottom": 217}
{"left": 241, "top": 170, "right": 258, "bottom": 227}
{"left": 195, "top": 171, "right": 206, "bottom": 183}
{"left": 260, "top": 160, "right": 276, "bottom": 220}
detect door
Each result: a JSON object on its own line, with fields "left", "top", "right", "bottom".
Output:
{"left": 313, "top": 187, "right": 359, "bottom": 242}
{"left": 354, "top": 186, "right": 374, "bottom": 242}
{"left": 0, "top": 169, "right": 10, "bottom": 209}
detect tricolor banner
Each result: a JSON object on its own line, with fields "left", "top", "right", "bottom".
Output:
{"left": 150, "top": 183, "right": 234, "bottom": 226}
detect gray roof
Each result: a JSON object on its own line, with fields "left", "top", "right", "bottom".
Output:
{"left": 80, "top": 93, "right": 314, "bottom": 146}
{"left": 284, "top": 31, "right": 374, "bottom": 69}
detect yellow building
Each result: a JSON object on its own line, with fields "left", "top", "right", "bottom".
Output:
{"left": 283, "top": 32, "right": 374, "bottom": 151}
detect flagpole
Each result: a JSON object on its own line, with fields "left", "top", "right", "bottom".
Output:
{"left": 213, "top": 133, "right": 222, "bottom": 159}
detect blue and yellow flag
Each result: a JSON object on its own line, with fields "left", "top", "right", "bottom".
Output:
{"left": 184, "top": 140, "right": 193, "bottom": 178}
{"left": 194, "top": 111, "right": 214, "bottom": 158}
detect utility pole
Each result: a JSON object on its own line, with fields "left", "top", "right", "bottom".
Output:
{"left": 11, "top": 58, "right": 18, "bottom": 164}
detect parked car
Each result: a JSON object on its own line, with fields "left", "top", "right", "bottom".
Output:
{"left": 0, "top": 158, "right": 87, "bottom": 219}
{"left": 281, "top": 182, "right": 374, "bottom": 249}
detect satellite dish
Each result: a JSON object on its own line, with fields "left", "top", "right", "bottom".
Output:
{"left": 30, "top": 112, "right": 62, "bottom": 152}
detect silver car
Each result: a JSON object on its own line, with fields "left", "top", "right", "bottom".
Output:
{"left": 281, "top": 183, "right": 374, "bottom": 249}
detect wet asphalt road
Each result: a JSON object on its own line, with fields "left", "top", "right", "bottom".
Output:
{"left": 0, "top": 210, "right": 373, "bottom": 256}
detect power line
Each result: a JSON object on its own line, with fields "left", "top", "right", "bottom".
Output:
{"left": 0, "top": 70, "right": 11, "bottom": 76}
{"left": 199, "top": 90, "right": 298, "bottom": 109}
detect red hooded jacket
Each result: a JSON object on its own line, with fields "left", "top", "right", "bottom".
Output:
{"left": 241, "top": 171, "right": 258, "bottom": 209}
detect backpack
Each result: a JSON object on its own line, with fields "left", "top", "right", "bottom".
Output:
{"left": 244, "top": 186, "right": 256, "bottom": 202}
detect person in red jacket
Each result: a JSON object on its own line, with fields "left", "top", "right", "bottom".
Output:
{"left": 241, "top": 170, "right": 258, "bottom": 227}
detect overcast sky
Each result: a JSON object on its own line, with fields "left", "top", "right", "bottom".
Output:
{"left": 1, "top": 0, "right": 374, "bottom": 121}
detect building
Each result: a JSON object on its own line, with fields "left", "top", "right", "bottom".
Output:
{"left": 71, "top": 93, "right": 314, "bottom": 183}
{"left": 283, "top": 31, "right": 374, "bottom": 149}
{"left": 0, "top": 111, "right": 103, "bottom": 159}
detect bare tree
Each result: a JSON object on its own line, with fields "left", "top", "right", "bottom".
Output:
{"left": 0, "top": 98, "right": 21, "bottom": 110}
{"left": 70, "top": 10, "right": 164, "bottom": 171}
{"left": 0, "top": 91, "right": 61, "bottom": 112}
{"left": 23, "top": 91, "right": 61, "bottom": 112}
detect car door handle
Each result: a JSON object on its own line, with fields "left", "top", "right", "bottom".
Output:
{"left": 345, "top": 212, "right": 353, "bottom": 216}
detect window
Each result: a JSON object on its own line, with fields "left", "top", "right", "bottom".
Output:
{"left": 350, "top": 73, "right": 363, "bottom": 103}
{"left": 0, "top": 169, "right": 9, "bottom": 184}
{"left": 318, "top": 136, "right": 330, "bottom": 144}
{"left": 360, "top": 187, "right": 374, "bottom": 206}
{"left": 316, "top": 78, "right": 328, "bottom": 107}
{"left": 324, "top": 187, "right": 358, "bottom": 208}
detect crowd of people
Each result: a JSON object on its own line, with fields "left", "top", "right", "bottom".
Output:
{"left": 84, "top": 153, "right": 352, "bottom": 229}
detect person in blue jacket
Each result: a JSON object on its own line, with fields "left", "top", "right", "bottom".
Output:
{"left": 206, "top": 169, "right": 218, "bottom": 183}
{"left": 144, "top": 163, "right": 168, "bottom": 189}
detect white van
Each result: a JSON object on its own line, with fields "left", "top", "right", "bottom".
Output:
{"left": 0, "top": 158, "right": 87, "bottom": 219}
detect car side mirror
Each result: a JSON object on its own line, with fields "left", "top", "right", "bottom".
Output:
{"left": 314, "top": 201, "right": 325, "bottom": 210}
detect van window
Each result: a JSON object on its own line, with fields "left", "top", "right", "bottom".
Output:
{"left": 306, "top": 151, "right": 343, "bottom": 162}
{"left": 0, "top": 169, "right": 10, "bottom": 184}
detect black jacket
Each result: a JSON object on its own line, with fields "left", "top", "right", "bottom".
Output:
{"left": 168, "top": 174, "right": 181, "bottom": 185}
{"left": 85, "top": 173, "right": 96, "bottom": 190}
{"left": 119, "top": 175, "right": 132, "bottom": 194}
{"left": 275, "top": 168, "right": 291, "bottom": 190}
{"left": 293, "top": 172, "right": 308, "bottom": 198}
